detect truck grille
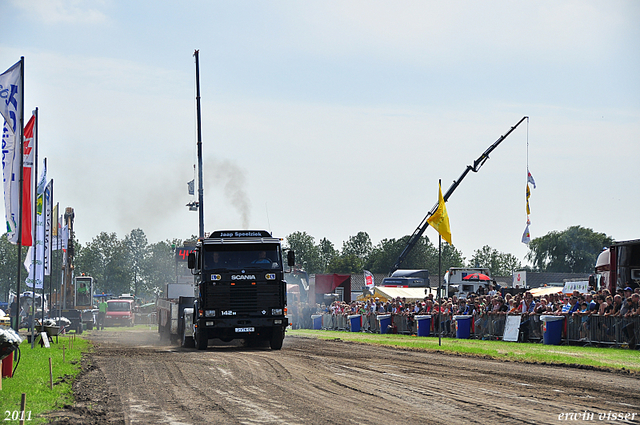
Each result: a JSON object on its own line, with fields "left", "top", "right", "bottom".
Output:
{"left": 203, "top": 282, "right": 281, "bottom": 315}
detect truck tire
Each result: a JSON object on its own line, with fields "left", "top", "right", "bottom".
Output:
{"left": 195, "top": 325, "right": 208, "bottom": 350}
{"left": 77, "top": 323, "right": 83, "bottom": 334}
{"left": 182, "top": 331, "right": 195, "bottom": 348}
{"left": 270, "top": 328, "right": 284, "bottom": 350}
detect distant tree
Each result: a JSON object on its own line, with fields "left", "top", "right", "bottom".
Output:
{"left": 365, "top": 236, "right": 435, "bottom": 274}
{"left": 77, "top": 232, "right": 132, "bottom": 295}
{"left": 318, "top": 238, "right": 338, "bottom": 274}
{"left": 0, "top": 234, "right": 28, "bottom": 302}
{"left": 469, "top": 245, "right": 522, "bottom": 276}
{"left": 341, "top": 232, "right": 372, "bottom": 263}
{"left": 124, "top": 228, "right": 148, "bottom": 298}
{"left": 526, "top": 226, "right": 613, "bottom": 273}
{"left": 326, "top": 254, "right": 362, "bottom": 274}
{"left": 143, "top": 239, "right": 180, "bottom": 298}
{"left": 284, "top": 231, "right": 322, "bottom": 274}
{"left": 425, "top": 242, "right": 466, "bottom": 278}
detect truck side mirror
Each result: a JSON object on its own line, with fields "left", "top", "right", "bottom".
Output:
{"left": 188, "top": 252, "right": 196, "bottom": 269}
{"left": 287, "top": 250, "right": 295, "bottom": 267}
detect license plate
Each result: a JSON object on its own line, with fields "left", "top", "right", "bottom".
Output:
{"left": 235, "top": 327, "right": 255, "bottom": 333}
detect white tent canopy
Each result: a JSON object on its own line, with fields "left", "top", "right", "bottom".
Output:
{"left": 359, "top": 286, "right": 437, "bottom": 302}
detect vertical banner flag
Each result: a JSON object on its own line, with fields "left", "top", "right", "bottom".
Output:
{"left": 521, "top": 219, "right": 531, "bottom": 245}
{"left": 364, "top": 270, "right": 374, "bottom": 288}
{"left": 1, "top": 60, "right": 23, "bottom": 243}
{"left": 187, "top": 179, "right": 195, "bottom": 195}
{"left": 25, "top": 166, "right": 46, "bottom": 288}
{"left": 44, "top": 180, "right": 52, "bottom": 275}
{"left": 0, "top": 61, "right": 22, "bottom": 131}
{"left": 2, "top": 122, "right": 17, "bottom": 237}
{"left": 427, "top": 182, "right": 452, "bottom": 245}
{"left": 527, "top": 168, "right": 536, "bottom": 189}
{"left": 522, "top": 169, "right": 535, "bottom": 245}
{"left": 20, "top": 114, "right": 35, "bottom": 245}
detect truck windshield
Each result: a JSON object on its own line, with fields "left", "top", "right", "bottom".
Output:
{"left": 203, "top": 243, "right": 281, "bottom": 270}
{"left": 108, "top": 302, "right": 131, "bottom": 312}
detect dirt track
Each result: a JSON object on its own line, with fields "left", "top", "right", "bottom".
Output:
{"left": 47, "top": 328, "right": 640, "bottom": 424}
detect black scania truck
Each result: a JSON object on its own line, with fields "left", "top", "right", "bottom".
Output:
{"left": 187, "top": 230, "right": 294, "bottom": 350}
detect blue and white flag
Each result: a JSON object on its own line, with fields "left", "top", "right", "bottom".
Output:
{"left": 527, "top": 168, "right": 536, "bottom": 189}
{"left": 0, "top": 60, "right": 22, "bottom": 134}
{"left": 1, "top": 60, "right": 23, "bottom": 244}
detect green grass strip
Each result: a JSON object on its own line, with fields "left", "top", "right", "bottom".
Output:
{"left": 289, "top": 329, "right": 640, "bottom": 372}
{"left": 0, "top": 334, "right": 90, "bottom": 424}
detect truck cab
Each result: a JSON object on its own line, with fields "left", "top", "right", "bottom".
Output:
{"left": 105, "top": 299, "right": 135, "bottom": 327}
{"left": 187, "top": 230, "right": 293, "bottom": 350}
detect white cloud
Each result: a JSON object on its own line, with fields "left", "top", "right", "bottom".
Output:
{"left": 11, "top": 0, "right": 110, "bottom": 25}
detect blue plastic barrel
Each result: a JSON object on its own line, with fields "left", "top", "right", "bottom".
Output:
{"left": 454, "top": 315, "right": 472, "bottom": 339}
{"left": 415, "top": 315, "right": 431, "bottom": 337}
{"left": 377, "top": 314, "right": 391, "bottom": 334}
{"left": 311, "top": 314, "right": 322, "bottom": 330}
{"left": 348, "top": 314, "right": 361, "bottom": 332}
{"left": 541, "top": 315, "right": 564, "bottom": 345}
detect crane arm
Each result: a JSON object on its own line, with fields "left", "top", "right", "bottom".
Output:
{"left": 389, "top": 116, "right": 529, "bottom": 275}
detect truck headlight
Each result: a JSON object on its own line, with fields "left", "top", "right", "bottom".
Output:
{"left": 211, "top": 274, "right": 221, "bottom": 281}
{"left": 271, "top": 308, "right": 283, "bottom": 316}
{"left": 205, "top": 310, "right": 216, "bottom": 317}
{"left": 265, "top": 273, "right": 276, "bottom": 280}
{"left": 274, "top": 319, "right": 283, "bottom": 325}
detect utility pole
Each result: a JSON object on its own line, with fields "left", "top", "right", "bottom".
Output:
{"left": 194, "top": 50, "right": 205, "bottom": 239}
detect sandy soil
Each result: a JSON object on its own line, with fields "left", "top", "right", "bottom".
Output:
{"left": 45, "top": 328, "right": 640, "bottom": 424}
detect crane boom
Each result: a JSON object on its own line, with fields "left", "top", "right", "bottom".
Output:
{"left": 389, "top": 116, "right": 529, "bottom": 275}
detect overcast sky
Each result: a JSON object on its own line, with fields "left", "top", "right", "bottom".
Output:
{"left": 2, "top": 0, "right": 639, "bottom": 266}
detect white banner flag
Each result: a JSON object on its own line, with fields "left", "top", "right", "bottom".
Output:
{"left": 1, "top": 60, "right": 23, "bottom": 243}
{"left": 364, "top": 270, "right": 374, "bottom": 288}
{"left": 26, "top": 169, "right": 47, "bottom": 289}
{"left": 44, "top": 180, "right": 52, "bottom": 275}
{"left": 0, "top": 60, "right": 22, "bottom": 134}
{"left": 2, "top": 122, "right": 19, "bottom": 240}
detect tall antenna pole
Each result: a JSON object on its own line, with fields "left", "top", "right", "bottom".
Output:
{"left": 194, "top": 50, "right": 205, "bottom": 239}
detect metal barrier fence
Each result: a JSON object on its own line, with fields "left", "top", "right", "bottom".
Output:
{"left": 315, "top": 313, "right": 639, "bottom": 347}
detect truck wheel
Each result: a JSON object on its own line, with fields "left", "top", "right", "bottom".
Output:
{"left": 182, "top": 331, "right": 195, "bottom": 348}
{"left": 270, "top": 328, "right": 284, "bottom": 350}
{"left": 195, "top": 325, "right": 208, "bottom": 350}
{"left": 87, "top": 322, "right": 94, "bottom": 330}
{"left": 77, "top": 323, "right": 83, "bottom": 334}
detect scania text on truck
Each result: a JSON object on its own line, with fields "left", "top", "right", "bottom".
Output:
{"left": 187, "top": 230, "right": 294, "bottom": 350}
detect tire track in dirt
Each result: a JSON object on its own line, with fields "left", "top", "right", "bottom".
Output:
{"left": 51, "top": 329, "right": 640, "bottom": 425}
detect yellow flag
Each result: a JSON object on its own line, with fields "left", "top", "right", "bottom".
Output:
{"left": 427, "top": 183, "right": 452, "bottom": 245}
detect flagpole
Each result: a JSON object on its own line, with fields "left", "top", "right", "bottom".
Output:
{"left": 48, "top": 180, "right": 54, "bottom": 322}
{"left": 30, "top": 110, "right": 39, "bottom": 348}
{"left": 14, "top": 57, "right": 25, "bottom": 332}
{"left": 438, "top": 233, "right": 442, "bottom": 347}
{"left": 438, "top": 179, "right": 442, "bottom": 347}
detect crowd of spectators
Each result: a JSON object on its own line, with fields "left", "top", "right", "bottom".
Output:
{"left": 312, "top": 284, "right": 640, "bottom": 347}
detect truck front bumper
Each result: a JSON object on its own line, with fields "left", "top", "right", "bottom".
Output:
{"left": 197, "top": 316, "right": 286, "bottom": 339}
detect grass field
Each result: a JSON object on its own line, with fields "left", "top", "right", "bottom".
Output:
{"left": 0, "top": 334, "right": 88, "bottom": 424}
{"left": 289, "top": 329, "right": 640, "bottom": 372}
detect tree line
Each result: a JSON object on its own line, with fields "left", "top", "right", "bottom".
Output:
{"left": 0, "top": 225, "right": 613, "bottom": 302}
{"left": 283, "top": 225, "right": 613, "bottom": 276}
